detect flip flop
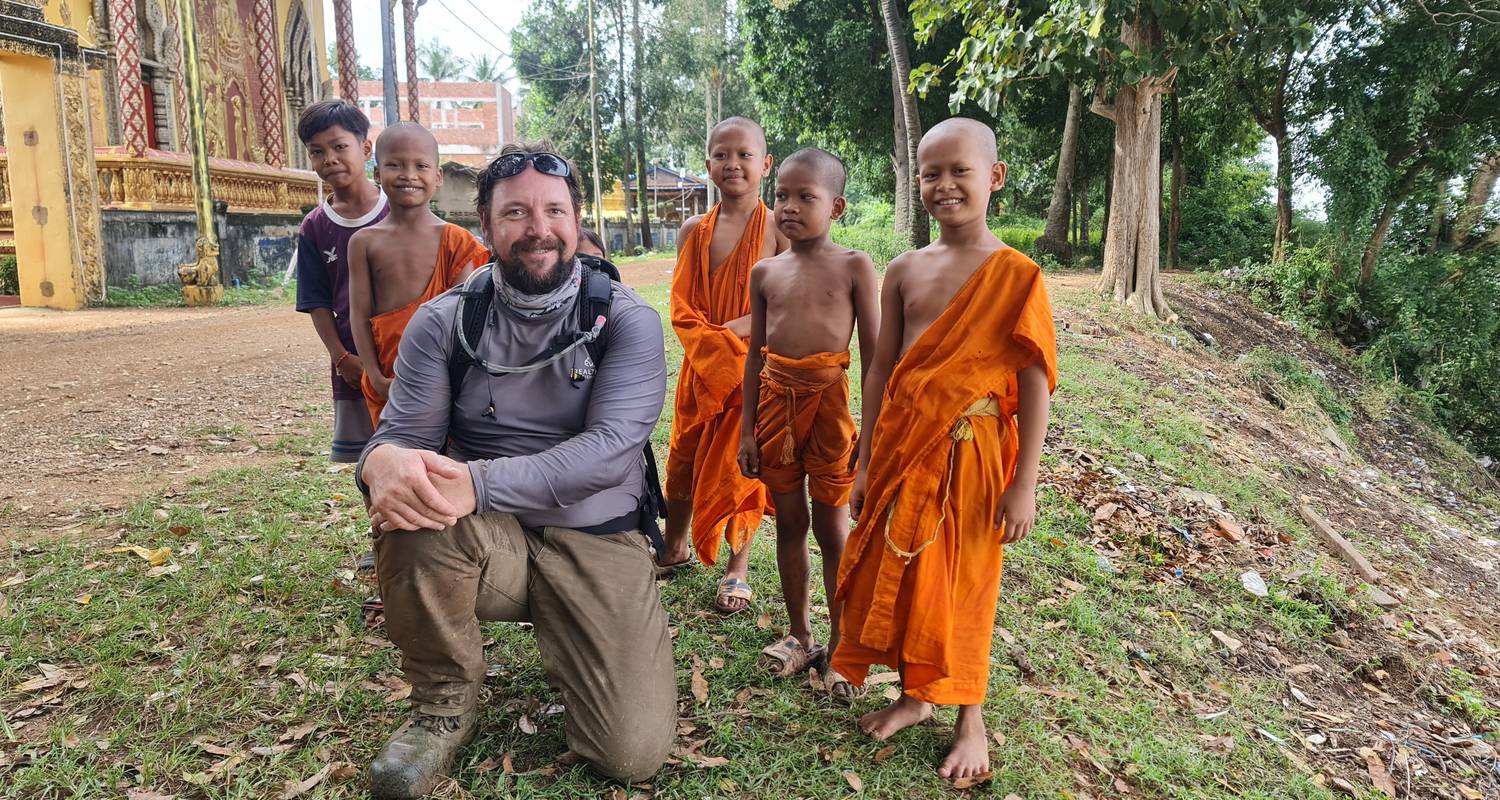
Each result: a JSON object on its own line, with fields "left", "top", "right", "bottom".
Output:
{"left": 759, "top": 635, "right": 826, "bottom": 677}
{"left": 713, "top": 577, "right": 753, "bottom": 615}
{"left": 654, "top": 554, "right": 695, "bottom": 579}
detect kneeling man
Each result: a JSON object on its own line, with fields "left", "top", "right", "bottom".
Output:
{"left": 356, "top": 142, "right": 672, "bottom": 796}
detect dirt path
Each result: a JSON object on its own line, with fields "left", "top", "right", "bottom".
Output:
{"left": 0, "top": 305, "right": 330, "bottom": 538}
{"left": 0, "top": 265, "right": 680, "bottom": 540}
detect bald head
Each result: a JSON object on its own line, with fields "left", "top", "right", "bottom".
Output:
{"left": 781, "top": 147, "right": 846, "bottom": 195}
{"left": 376, "top": 121, "right": 438, "bottom": 161}
{"left": 917, "top": 117, "right": 997, "bottom": 168}
{"left": 708, "top": 116, "right": 768, "bottom": 155}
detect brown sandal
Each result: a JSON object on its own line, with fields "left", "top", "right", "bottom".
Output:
{"left": 825, "top": 668, "right": 867, "bottom": 704}
{"left": 759, "top": 636, "right": 826, "bottom": 677}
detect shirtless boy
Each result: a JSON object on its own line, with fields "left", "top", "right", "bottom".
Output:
{"left": 830, "top": 118, "right": 1059, "bottom": 780}
{"left": 737, "top": 148, "right": 878, "bottom": 698}
{"left": 348, "top": 123, "right": 487, "bottom": 425}
{"left": 660, "top": 117, "right": 788, "bottom": 615}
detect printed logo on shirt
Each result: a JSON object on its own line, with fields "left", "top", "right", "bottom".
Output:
{"left": 571, "top": 356, "right": 597, "bottom": 381}
{"left": 323, "top": 247, "right": 338, "bottom": 264}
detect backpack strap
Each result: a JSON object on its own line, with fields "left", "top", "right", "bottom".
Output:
{"left": 449, "top": 266, "right": 495, "bottom": 407}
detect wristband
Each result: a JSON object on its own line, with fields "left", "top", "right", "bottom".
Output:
{"left": 335, "top": 351, "right": 352, "bottom": 370}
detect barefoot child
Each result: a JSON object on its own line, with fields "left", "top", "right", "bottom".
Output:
{"left": 348, "top": 123, "right": 488, "bottom": 425}
{"left": 737, "top": 148, "right": 878, "bottom": 697}
{"left": 660, "top": 116, "right": 788, "bottom": 614}
{"left": 294, "top": 99, "right": 389, "bottom": 463}
{"left": 830, "top": 118, "right": 1058, "bottom": 780}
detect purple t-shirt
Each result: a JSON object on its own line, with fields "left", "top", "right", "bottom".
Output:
{"left": 294, "top": 192, "right": 390, "bottom": 400}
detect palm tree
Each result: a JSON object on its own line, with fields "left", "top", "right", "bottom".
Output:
{"left": 466, "top": 53, "right": 505, "bottom": 82}
{"left": 419, "top": 40, "right": 465, "bottom": 81}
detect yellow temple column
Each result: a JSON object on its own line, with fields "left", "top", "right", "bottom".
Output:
{"left": 0, "top": 53, "right": 105, "bottom": 309}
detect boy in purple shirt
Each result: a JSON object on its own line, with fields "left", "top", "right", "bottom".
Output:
{"left": 294, "top": 100, "right": 390, "bottom": 464}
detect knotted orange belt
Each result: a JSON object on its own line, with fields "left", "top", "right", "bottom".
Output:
{"left": 760, "top": 350, "right": 850, "bottom": 465}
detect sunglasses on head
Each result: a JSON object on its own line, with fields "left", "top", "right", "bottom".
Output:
{"left": 488, "top": 152, "right": 572, "bottom": 180}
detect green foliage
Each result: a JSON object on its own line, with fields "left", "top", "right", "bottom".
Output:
{"left": 1174, "top": 160, "right": 1276, "bottom": 266}
{"left": 1235, "top": 246, "right": 1500, "bottom": 457}
{"left": 1232, "top": 246, "right": 1359, "bottom": 333}
{"left": 511, "top": 0, "right": 624, "bottom": 194}
{"left": 831, "top": 222, "right": 907, "bottom": 269}
{"left": 1311, "top": 2, "right": 1500, "bottom": 271}
{"left": 0, "top": 254, "right": 17, "bottom": 295}
{"left": 1425, "top": 669, "right": 1497, "bottom": 728}
{"left": 1359, "top": 250, "right": 1500, "bottom": 456}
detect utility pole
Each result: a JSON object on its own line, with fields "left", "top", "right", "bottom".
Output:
{"left": 380, "top": 0, "right": 399, "bottom": 125}
{"left": 586, "top": 0, "right": 605, "bottom": 235}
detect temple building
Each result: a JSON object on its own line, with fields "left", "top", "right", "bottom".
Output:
{"left": 0, "top": 0, "right": 330, "bottom": 308}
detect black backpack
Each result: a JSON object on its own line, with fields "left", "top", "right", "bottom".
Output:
{"left": 446, "top": 254, "right": 668, "bottom": 551}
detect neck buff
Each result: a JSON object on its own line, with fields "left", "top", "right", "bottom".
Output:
{"left": 494, "top": 256, "right": 581, "bottom": 318}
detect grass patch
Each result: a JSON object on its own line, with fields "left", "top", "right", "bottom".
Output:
{"left": 101, "top": 278, "right": 295, "bottom": 308}
{"left": 0, "top": 446, "right": 1333, "bottom": 798}
{"left": 1238, "top": 346, "right": 1353, "bottom": 439}
{"left": 1, "top": 277, "right": 1350, "bottom": 798}
{"left": 617, "top": 248, "right": 678, "bottom": 264}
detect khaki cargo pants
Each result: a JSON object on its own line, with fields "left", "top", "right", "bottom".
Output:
{"left": 374, "top": 512, "right": 676, "bottom": 783}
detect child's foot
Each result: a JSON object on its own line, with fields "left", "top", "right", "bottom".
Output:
{"left": 937, "top": 707, "right": 991, "bottom": 780}
{"left": 858, "top": 694, "right": 932, "bottom": 740}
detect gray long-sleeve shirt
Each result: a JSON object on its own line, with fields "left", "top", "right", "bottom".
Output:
{"left": 355, "top": 274, "right": 667, "bottom": 530}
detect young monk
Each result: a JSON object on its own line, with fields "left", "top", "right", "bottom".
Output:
{"left": 348, "top": 122, "right": 488, "bottom": 425}
{"left": 660, "top": 116, "right": 787, "bottom": 614}
{"left": 737, "top": 148, "right": 878, "bottom": 697}
{"left": 830, "top": 118, "right": 1058, "bottom": 780}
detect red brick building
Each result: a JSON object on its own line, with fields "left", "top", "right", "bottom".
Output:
{"left": 357, "top": 80, "right": 517, "bottom": 168}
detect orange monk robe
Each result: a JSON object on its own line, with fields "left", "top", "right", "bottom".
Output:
{"left": 752, "top": 349, "right": 857, "bottom": 506}
{"left": 831, "top": 247, "right": 1058, "bottom": 706}
{"left": 361, "top": 224, "right": 489, "bottom": 424}
{"left": 666, "top": 202, "right": 775, "bottom": 565}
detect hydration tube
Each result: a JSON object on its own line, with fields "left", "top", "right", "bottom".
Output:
{"left": 453, "top": 267, "right": 606, "bottom": 376}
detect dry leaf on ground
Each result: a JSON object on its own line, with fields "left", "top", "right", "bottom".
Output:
{"left": 277, "top": 721, "right": 317, "bottom": 744}
{"left": 952, "top": 771, "right": 993, "bottom": 789}
{"left": 279, "top": 762, "right": 342, "bottom": 799}
{"left": 107, "top": 544, "right": 172, "bottom": 566}
{"left": 843, "top": 769, "right": 864, "bottom": 791}
{"left": 1358, "top": 746, "right": 1397, "bottom": 798}
{"left": 691, "top": 667, "right": 709, "bottom": 704}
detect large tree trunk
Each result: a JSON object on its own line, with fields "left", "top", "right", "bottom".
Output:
{"left": 879, "top": 0, "right": 927, "bottom": 247}
{"left": 1092, "top": 19, "right": 1173, "bottom": 319}
{"left": 614, "top": 0, "right": 633, "bottom": 252}
{"left": 1078, "top": 165, "right": 1091, "bottom": 254}
{"left": 1100, "top": 138, "right": 1112, "bottom": 252}
{"left": 1360, "top": 197, "right": 1399, "bottom": 285}
{"left": 1272, "top": 134, "right": 1293, "bottom": 262}
{"left": 1038, "top": 84, "right": 1083, "bottom": 261}
{"left": 630, "top": 0, "right": 653, "bottom": 249}
{"left": 1168, "top": 89, "right": 1182, "bottom": 271}
{"left": 890, "top": 68, "right": 910, "bottom": 235}
{"left": 1450, "top": 151, "right": 1500, "bottom": 248}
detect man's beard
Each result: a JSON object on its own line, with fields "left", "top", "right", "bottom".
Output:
{"left": 497, "top": 237, "right": 574, "bottom": 295}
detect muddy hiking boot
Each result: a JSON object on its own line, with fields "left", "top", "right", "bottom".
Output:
{"left": 368, "top": 707, "right": 479, "bottom": 798}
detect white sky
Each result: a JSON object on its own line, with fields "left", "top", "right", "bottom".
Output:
{"left": 324, "top": 0, "right": 528, "bottom": 93}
